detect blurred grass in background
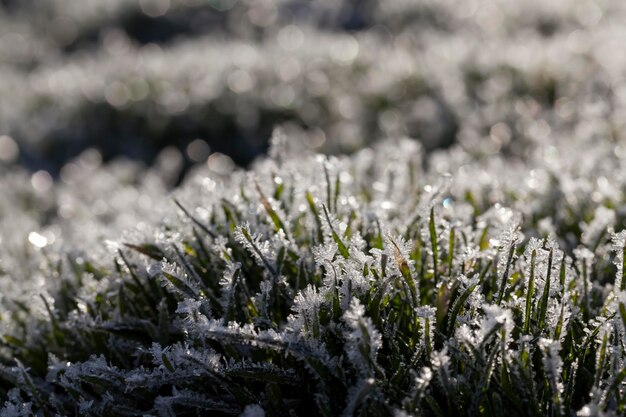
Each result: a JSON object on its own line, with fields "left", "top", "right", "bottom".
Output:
{"left": 0, "top": 0, "right": 475, "bottom": 184}
{"left": 1, "top": 0, "right": 624, "bottom": 185}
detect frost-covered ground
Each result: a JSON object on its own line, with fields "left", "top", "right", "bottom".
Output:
{"left": 2, "top": 1, "right": 626, "bottom": 416}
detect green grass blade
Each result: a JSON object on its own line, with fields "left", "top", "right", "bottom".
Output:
{"left": 322, "top": 204, "right": 349, "bottom": 258}
{"left": 523, "top": 249, "right": 536, "bottom": 334}
{"left": 429, "top": 207, "right": 439, "bottom": 285}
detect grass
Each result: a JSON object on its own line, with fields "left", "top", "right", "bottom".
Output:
{"left": 0, "top": 138, "right": 625, "bottom": 417}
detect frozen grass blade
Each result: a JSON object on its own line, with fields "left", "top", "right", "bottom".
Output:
{"left": 173, "top": 198, "right": 216, "bottom": 239}
{"left": 255, "top": 180, "right": 290, "bottom": 240}
{"left": 497, "top": 244, "right": 516, "bottom": 305}
{"left": 554, "top": 255, "right": 568, "bottom": 340}
{"left": 322, "top": 204, "right": 349, "bottom": 258}
{"left": 238, "top": 225, "right": 277, "bottom": 276}
{"left": 447, "top": 227, "right": 455, "bottom": 277}
{"left": 429, "top": 207, "right": 439, "bottom": 285}
{"left": 389, "top": 236, "right": 417, "bottom": 308}
{"left": 619, "top": 302, "right": 626, "bottom": 332}
{"left": 621, "top": 246, "right": 626, "bottom": 291}
{"left": 538, "top": 248, "right": 554, "bottom": 331}
{"left": 306, "top": 191, "right": 324, "bottom": 243}
{"left": 123, "top": 242, "right": 165, "bottom": 261}
{"left": 523, "top": 249, "right": 536, "bottom": 334}
{"left": 447, "top": 280, "right": 477, "bottom": 336}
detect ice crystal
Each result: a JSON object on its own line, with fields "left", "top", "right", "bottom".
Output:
{"left": 241, "top": 404, "right": 266, "bottom": 417}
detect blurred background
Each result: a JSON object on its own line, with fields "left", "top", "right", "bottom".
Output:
{"left": 0, "top": 0, "right": 625, "bottom": 186}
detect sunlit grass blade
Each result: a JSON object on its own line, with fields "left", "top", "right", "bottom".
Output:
{"left": 523, "top": 249, "right": 536, "bottom": 334}
{"left": 322, "top": 204, "right": 349, "bottom": 258}
{"left": 429, "top": 207, "right": 439, "bottom": 285}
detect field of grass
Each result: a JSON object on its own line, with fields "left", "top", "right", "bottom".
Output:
{"left": 1, "top": 131, "right": 625, "bottom": 416}
{"left": 1, "top": 1, "right": 626, "bottom": 416}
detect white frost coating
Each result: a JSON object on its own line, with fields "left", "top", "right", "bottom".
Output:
{"left": 611, "top": 230, "right": 626, "bottom": 293}
{"left": 240, "top": 404, "right": 266, "bottom": 417}
{"left": 581, "top": 206, "right": 616, "bottom": 246}
{"left": 147, "top": 262, "right": 164, "bottom": 277}
{"left": 480, "top": 304, "right": 513, "bottom": 343}
{"left": 343, "top": 298, "right": 382, "bottom": 376}
{"left": 2, "top": 13, "right": 626, "bottom": 411}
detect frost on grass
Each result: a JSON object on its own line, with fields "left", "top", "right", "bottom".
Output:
{"left": 2, "top": 130, "right": 626, "bottom": 416}
{"left": 4, "top": 0, "right": 626, "bottom": 415}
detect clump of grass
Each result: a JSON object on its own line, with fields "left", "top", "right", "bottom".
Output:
{"left": 0, "top": 137, "right": 625, "bottom": 417}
